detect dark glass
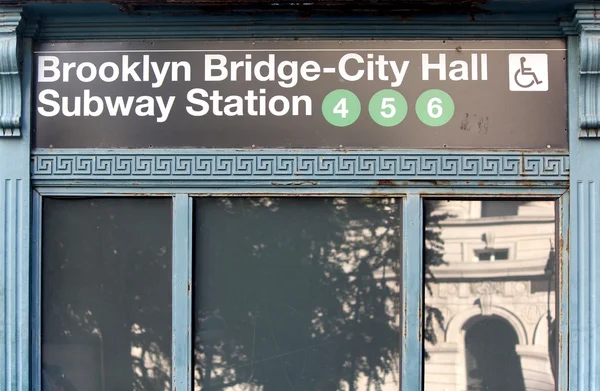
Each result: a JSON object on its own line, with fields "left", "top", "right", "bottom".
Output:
{"left": 193, "top": 197, "right": 401, "bottom": 391}
{"left": 423, "top": 200, "right": 557, "bottom": 391}
{"left": 42, "top": 197, "right": 172, "bottom": 391}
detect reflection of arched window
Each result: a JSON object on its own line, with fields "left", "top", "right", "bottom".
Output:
{"left": 465, "top": 317, "right": 526, "bottom": 391}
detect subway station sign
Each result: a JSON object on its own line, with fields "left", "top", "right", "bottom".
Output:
{"left": 34, "top": 40, "right": 567, "bottom": 148}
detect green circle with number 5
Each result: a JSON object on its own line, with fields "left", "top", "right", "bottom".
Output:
{"left": 368, "top": 90, "right": 408, "bottom": 127}
{"left": 415, "top": 89, "right": 455, "bottom": 127}
{"left": 322, "top": 89, "right": 361, "bottom": 127}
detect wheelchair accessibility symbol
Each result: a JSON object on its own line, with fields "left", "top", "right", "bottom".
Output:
{"left": 509, "top": 53, "right": 548, "bottom": 91}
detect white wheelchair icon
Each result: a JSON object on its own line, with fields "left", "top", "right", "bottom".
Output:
{"left": 509, "top": 53, "right": 548, "bottom": 92}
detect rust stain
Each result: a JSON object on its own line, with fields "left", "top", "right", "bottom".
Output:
{"left": 403, "top": 298, "right": 408, "bottom": 341}
{"left": 270, "top": 181, "right": 318, "bottom": 186}
{"left": 113, "top": 0, "right": 491, "bottom": 17}
{"left": 8, "top": 0, "right": 491, "bottom": 16}
{"left": 417, "top": 297, "right": 422, "bottom": 342}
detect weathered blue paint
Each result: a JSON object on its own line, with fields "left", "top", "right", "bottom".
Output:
{"left": 570, "top": 6, "right": 600, "bottom": 138}
{"left": 30, "top": 190, "right": 42, "bottom": 391}
{"left": 559, "top": 190, "right": 570, "bottom": 391}
{"left": 0, "top": 2, "right": 589, "bottom": 390}
{"left": 24, "top": 14, "right": 572, "bottom": 40}
{"left": 0, "top": 23, "right": 30, "bottom": 391}
{"left": 402, "top": 193, "right": 423, "bottom": 391}
{"left": 567, "top": 9, "right": 600, "bottom": 387}
{"left": 32, "top": 187, "right": 569, "bottom": 197}
{"left": 0, "top": 7, "right": 21, "bottom": 137}
{"left": 172, "top": 195, "right": 193, "bottom": 391}
{"left": 14, "top": 0, "right": 597, "bottom": 40}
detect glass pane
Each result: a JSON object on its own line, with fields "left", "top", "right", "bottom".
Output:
{"left": 193, "top": 197, "right": 401, "bottom": 391}
{"left": 42, "top": 197, "right": 173, "bottom": 391}
{"left": 423, "top": 200, "right": 558, "bottom": 391}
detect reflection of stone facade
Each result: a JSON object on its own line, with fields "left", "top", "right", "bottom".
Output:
{"left": 424, "top": 201, "right": 556, "bottom": 391}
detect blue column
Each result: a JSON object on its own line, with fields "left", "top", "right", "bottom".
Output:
{"left": 0, "top": 7, "right": 29, "bottom": 391}
{"left": 567, "top": 5, "right": 600, "bottom": 390}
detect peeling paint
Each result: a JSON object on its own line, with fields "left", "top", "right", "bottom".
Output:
{"left": 7, "top": 0, "right": 492, "bottom": 16}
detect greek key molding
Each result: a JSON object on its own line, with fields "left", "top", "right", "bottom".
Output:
{"left": 0, "top": 7, "right": 22, "bottom": 137}
{"left": 32, "top": 150, "right": 569, "bottom": 186}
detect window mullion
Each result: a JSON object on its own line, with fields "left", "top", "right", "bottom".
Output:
{"left": 31, "top": 190, "right": 42, "bottom": 391}
{"left": 172, "top": 194, "right": 193, "bottom": 391}
{"left": 559, "top": 191, "right": 569, "bottom": 391}
{"left": 402, "top": 193, "right": 424, "bottom": 391}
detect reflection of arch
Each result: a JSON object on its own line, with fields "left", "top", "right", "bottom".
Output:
{"left": 464, "top": 317, "right": 526, "bottom": 391}
{"left": 533, "top": 313, "right": 550, "bottom": 345}
{"left": 445, "top": 306, "right": 528, "bottom": 345}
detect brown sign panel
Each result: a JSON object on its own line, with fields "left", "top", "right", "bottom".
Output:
{"left": 33, "top": 40, "right": 567, "bottom": 149}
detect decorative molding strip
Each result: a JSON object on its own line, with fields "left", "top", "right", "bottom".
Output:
{"left": 23, "top": 13, "right": 566, "bottom": 40}
{"left": 32, "top": 150, "right": 569, "bottom": 186}
{"left": 565, "top": 5, "right": 600, "bottom": 138}
{"left": 0, "top": 7, "right": 22, "bottom": 137}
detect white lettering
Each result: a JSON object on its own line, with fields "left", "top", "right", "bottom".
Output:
{"left": 422, "top": 53, "right": 446, "bottom": 81}
{"left": 254, "top": 54, "right": 275, "bottom": 82}
{"left": 278, "top": 61, "right": 298, "bottom": 88}
{"left": 300, "top": 61, "right": 320, "bottom": 82}
{"left": 269, "top": 95, "right": 290, "bottom": 116}
{"left": 205, "top": 55, "right": 228, "bottom": 81}
{"left": 105, "top": 96, "right": 135, "bottom": 116}
{"left": 135, "top": 96, "right": 154, "bottom": 117}
{"left": 151, "top": 61, "right": 171, "bottom": 88}
{"left": 38, "top": 56, "right": 60, "bottom": 82}
{"left": 339, "top": 53, "right": 364, "bottom": 82}
{"left": 37, "top": 89, "right": 60, "bottom": 116}
{"left": 171, "top": 61, "right": 191, "bottom": 82}
{"left": 122, "top": 55, "right": 141, "bottom": 82}
{"left": 99, "top": 62, "right": 119, "bottom": 82}
{"left": 83, "top": 89, "right": 103, "bottom": 116}
{"left": 186, "top": 88, "right": 210, "bottom": 116}
{"left": 449, "top": 60, "right": 468, "bottom": 81}
{"left": 389, "top": 61, "right": 410, "bottom": 87}
{"left": 292, "top": 95, "right": 311, "bottom": 116}
{"left": 76, "top": 62, "right": 97, "bottom": 83}
{"left": 156, "top": 96, "right": 175, "bottom": 122}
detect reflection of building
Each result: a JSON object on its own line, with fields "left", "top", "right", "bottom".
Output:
{"left": 424, "top": 200, "right": 556, "bottom": 391}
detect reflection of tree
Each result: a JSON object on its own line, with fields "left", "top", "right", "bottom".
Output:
{"left": 42, "top": 198, "right": 172, "bottom": 391}
{"left": 194, "top": 198, "right": 401, "bottom": 390}
{"left": 423, "top": 201, "right": 451, "bottom": 359}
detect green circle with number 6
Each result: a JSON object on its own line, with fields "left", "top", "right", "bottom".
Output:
{"left": 415, "top": 89, "right": 455, "bottom": 127}
{"left": 368, "top": 90, "right": 408, "bottom": 127}
{"left": 322, "top": 89, "right": 361, "bottom": 127}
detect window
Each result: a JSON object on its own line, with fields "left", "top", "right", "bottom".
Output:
{"left": 423, "top": 200, "right": 558, "bottom": 391}
{"left": 36, "top": 194, "right": 563, "bottom": 391}
{"left": 474, "top": 248, "right": 509, "bottom": 262}
{"left": 41, "top": 198, "right": 172, "bottom": 391}
{"left": 192, "top": 197, "right": 402, "bottom": 391}
{"left": 481, "top": 201, "right": 520, "bottom": 217}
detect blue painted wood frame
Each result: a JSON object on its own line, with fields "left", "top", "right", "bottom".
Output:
{"left": 402, "top": 193, "right": 423, "bottom": 391}
{"left": 0, "top": 3, "right": 584, "bottom": 391}
{"left": 566, "top": 7, "right": 600, "bottom": 388}
{"left": 29, "top": 186, "right": 569, "bottom": 391}
{"left": 0, "top": 7, "right": 30, "bottom": 389}
{"left": 172, "top": 195, "right": 193, "bottom": 391}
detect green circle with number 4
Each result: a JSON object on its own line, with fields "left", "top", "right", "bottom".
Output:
{"left": 368, "top": 90, "right": 408, "bottom": 127}
{"left": 415, "top": 89, "right": 455, "bottom": 127}
{"left": 322, "top": 89, "right": 361, "bottom": 127}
